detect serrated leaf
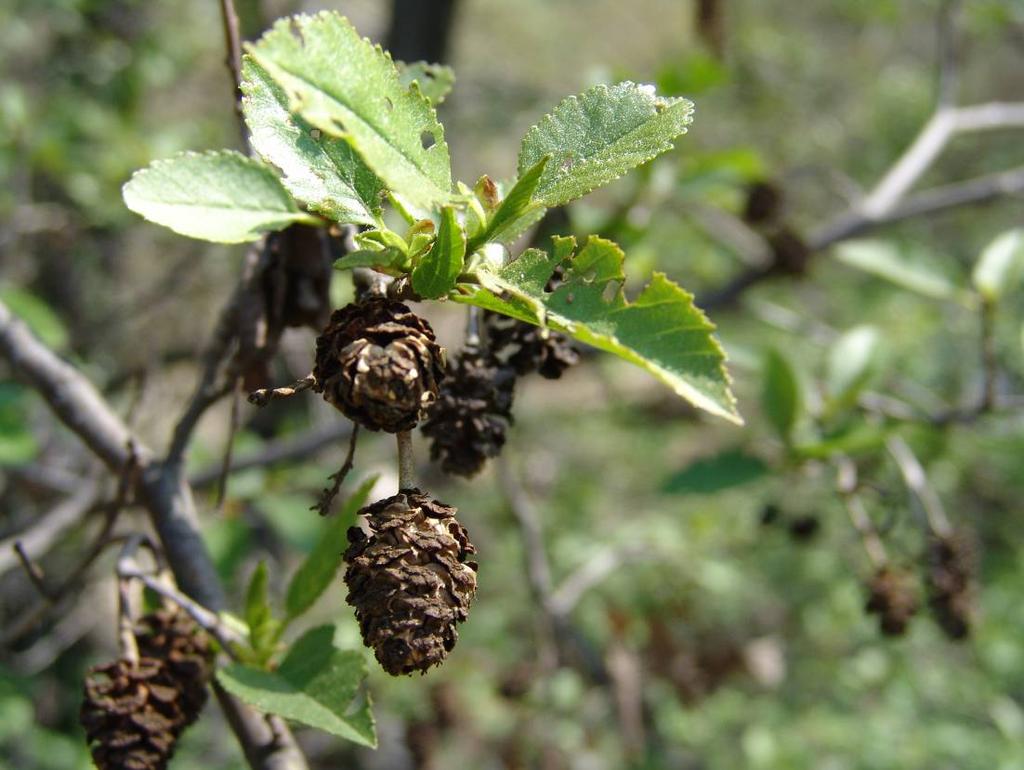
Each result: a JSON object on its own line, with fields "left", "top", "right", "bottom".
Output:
{"left": 285, "top": 476, "right": 377, "bottom": 621}
{"left": 244, "top": 561, "right": 279, "bottom": 662}
{"left": 519, "top": 82, "right": 694, "bottom": 207}
{"left": 455, "top": 236, "right": 739, "bottom": 423}
{"left": 834, "top": 239, "right": 959, "bottom": 301}
{"left": 242, "top": 56, "right": 384, "bottom": 226}
{"left": 826, "top": 325, "right": 881, "bottom": 413}
{"left": 973, "top": 228, "right": 1024, "bottom": 302}
{"left": 761, "top": 348, "right": 801, "bottom": 444}
{"left": 663, "top": 449, "right": 767, "bottom": 494}
{"left": 248, "top": 12, "right": 453, "bottom": 211}
{"left": 412, "top": 206, "right": 465, "bottom": 299}
{"left": 467, "top": 157, "right": 548, "bottom": 252}
{"left": 397, "top": 61, "right": 454, "bottom": 106}
{"left": 123, "top": 150, "right": 313, "bottom": 243}
{"left": 217, "top": 625, "right": 376, "bottom": 747}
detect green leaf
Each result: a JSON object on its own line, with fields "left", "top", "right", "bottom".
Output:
{"left": 0, "top": 286, "right": 69, "bottom": 350}
{"left": 0, "top": 383, "right": 38, "bottom": 465}
{"left": 397, "top": 61, "right": 455, "bottom": 106}
{"left": 122, "top": 150, "right": 313, "bottom": 243}
{"left": 248, "top": 12, "right": 453, "bottom": 211}
{"left": 285, "top": 476, "right": 377, "bottom": 621}
{"left": 244, "top": 561, "right": 279, "bottom": 663}
{"left": 761, "top": 348, "right": 801, "bottom": 444}
{"left": 467, "top": 157, "right": 549, "bottom": 252}
{"left": 826, "top": 325, "right": 881, "bottom": 413}
{"left": 973, "top": 228, "right": 1024, "bottom": 302}
{"left": 793, "top": 423, "right": 890, "bottom": 460}
{"left": 834, "top": 240, "right": 960, "bottom": 301}
{"left": 217, "top": 625, "right": 376, "bottom": 747}
{"left": 333, "top": 247, "right": 409, "bottom": 275}
{"left": 663, "top": 449, "right": 767, "bottom": 494}
{"left": 518, "top": 82, "right": 694, "bottom": 207}
{"left": 412, "top": 206, "right": 465, "bottom": 298}
{"left": 241, "top": 56, "right": 384, "bottom": 226}
{"left": 455, "top": 236, "right": 739, "bottom": 423}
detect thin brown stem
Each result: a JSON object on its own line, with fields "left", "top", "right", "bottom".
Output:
{"left": 248, "top": 373, "right": 316, "bottom": 408}
{"left": 397, "top": 430, "right": 416, "bottom": 490}
{"left": 311, "top": 424, "right": 360, "bottom": 516}
{"left": 886, "top": 436, "right": 953, "bottom": 537}
{"left": 218, "top": 0, "right": 247, "bottom": 144}
{"left": 835, "top": 457, "right": 888, "bottom": 568}
{"left": 215, "top": 378, "right": 243, "bottom": 510}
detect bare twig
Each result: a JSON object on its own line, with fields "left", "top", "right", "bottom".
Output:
{"left": 0, "top": 299, "right": 309, "bottom": 770}
{"left": 190, "top": 421, "right": 353, "bottom": 488}
{"left": 886, "top": 436, "right": 953, "bottom": 537}
{"left": 311, "top": 424, "right": 360, "bottom": 516}
{"left": 547, "top": 543, "right": 653, "bottom": 618}
{"left": 248, "top": 373, "right": 316, "bottom": 407}
{"left": 13, "top": 542, "right": 52, "bottom": 599}
{"left": 0, "top": 482, "right": 100, "bottom": 577}
{"left": 116, "top": 536, "right": 243, "bottom": 653}
{"left": 218, "top": 0, "right": 247, "bottom": 144}
{"left": 215, "top": 378, "right": 243, "bottom": 510}
{"left": 835, "top": 457, "right": 887, "bottom": 568}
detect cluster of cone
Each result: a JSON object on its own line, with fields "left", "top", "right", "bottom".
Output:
{"left": 79, "top": 610, "right": 213, "bottom": 770}
{"left": 862, "top": 532, "right": 976, "bottom": 639}
{"left": 312, "top": 294, "right": 576, "bottom": 478}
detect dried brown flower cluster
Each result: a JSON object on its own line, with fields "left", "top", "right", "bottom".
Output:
{"left": 344, "top": 489, "right": 478, "bottom": 675}
{"left": 314, "top": 298, "right": 446, "bottom": 433}
{"left": 80, "top": 610, "right": 213, "bottom": 770}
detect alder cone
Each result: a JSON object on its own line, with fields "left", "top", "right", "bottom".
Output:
{"left": 314, "top": 299, "right": 446, "bottom": 433}
{"left": 927, "top": 532, "right": 975, "bottom": 640}
{"left": 484, "top": 312, "right": 579, "bottom": 380}
{"left": 864, "top": 567, "right": 919, "bottom": 636}
{"left": 79, "top": 611, "right": 213, "bottom": 770}
{"left": 344, "top": 489, "right": 478, "bottom": 675}
{"left": 421, "top": 347, "right": 516, "bottom": 477}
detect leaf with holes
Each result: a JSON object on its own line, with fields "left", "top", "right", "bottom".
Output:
{"left": 519, "top": 82, "right": 694, "bottom": 208}
{"left": 247, "top": 12, "right": 453, "bottom": 211}
{"left": 217, "top": 625, "right": 376, "bottom": 747}
{"left": 397, "top": 61, "right": 455, "bottom": 106}
{"left": 122, "top": 150, "right": 314, "bottom": 243}
{"left": 412, "top": 206, "right": 466, "bottom": 299}
{"left": 242, "top": 56, "right": 384, "bottom": 226}
{"left": 454, "top": 236, "right": 739, "bottom": 423}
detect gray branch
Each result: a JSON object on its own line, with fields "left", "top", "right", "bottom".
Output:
{"left": 0, "top": 298, "right": 308, "bottom": 770}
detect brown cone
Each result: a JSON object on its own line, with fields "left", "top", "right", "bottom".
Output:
{"left": 314, "top": 299, "right": 446, "bottom": 433}
{"left": 421, "top": 347, "right": 516, "bottom": 477}
{"left": 864, "top": 567, "right": 919, "bottom": 636}
{"left": 484, "top": 313, "right": 579, "bottom": 380}
{"left": 344, "top": 489, "right": 478, "bottom": 675}
{"left": 80, "top": 611, "right": 213, "bottom": 770}
{"left": 927, "top": 532, "right": 975, "bottom": 640}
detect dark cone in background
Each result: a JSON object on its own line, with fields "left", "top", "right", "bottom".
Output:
{"left": 864, "top": 567, "right": 919, "bottom": 636}
{"left": 344, "top": 489, "right": 478, "bottom": 675}
{"left": 80, "top": 611, "right": 213, "bottom": 770}
{"left": 421, "top": 347, "right": 516, "bottom": 477}
{"left": 314, "top": 299, "right": 446, "bottom": 433}
{"left": 135, "top": 609, "right": 214, "bottom": 725}
{"left": 927, "top": 532, "right": 975, "bottom": 640}
{"left": 484, "top": 312, "right": 579, "bottom": 380}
